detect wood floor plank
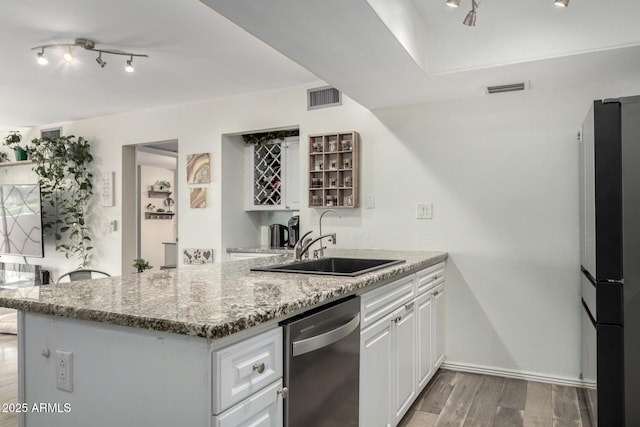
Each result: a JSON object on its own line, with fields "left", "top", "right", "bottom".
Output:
{"left": 462, "top": 375, "right": 505, "bottom": 427}
{"left": 420, "top": 370, "right": 456, "bottom": 415}
{"left": 523, "top": 381, "right": 553, "bottom": 427}
{"left": 494, "top": 406, "right": 524, "bottom": 427}
{"left": 576, "top": 388, "right": 594, "bottom": 427}
{"left": 552, "top": 384, "right": 582, "bottom": 426}
{"left": 499, "top": 378, "right": 527, "bottom": 410}
{"left": 400, "top": 410, "right": 439, "bottom": 427}
{"left": 434, "top": 372, "right": 483, "bottom": 427}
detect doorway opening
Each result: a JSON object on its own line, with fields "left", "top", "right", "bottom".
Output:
{"left": 121, "top": 140, "right": 178, "bottom": 275}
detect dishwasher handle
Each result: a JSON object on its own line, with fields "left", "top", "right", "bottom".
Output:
{"left": 292, "top": 313, "right": 360, "bottom": 357}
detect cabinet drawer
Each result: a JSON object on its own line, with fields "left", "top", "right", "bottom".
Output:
{"left": 212, "top": 328, "right": 283, "bottom": 414}
{"left": 416, "top": 262, "right": 445, "bottom": 295}
{"left": 361, "top": 275, "right": 415, "bottom": 329}
{"left": 212, "top": 379, "right": 283, "bottom": 427}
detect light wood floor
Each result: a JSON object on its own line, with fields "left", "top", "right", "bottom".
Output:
{"left": 0, "top": 335, "right": 594, "bottom": 427}
{"left": 399, "top": 369, "right": 594, "bottom": 427}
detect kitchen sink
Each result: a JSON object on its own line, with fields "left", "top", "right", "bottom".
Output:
{"left": 251, "top": 257, "right": 405, "bottom": 277}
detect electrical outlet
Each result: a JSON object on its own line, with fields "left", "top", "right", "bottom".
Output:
{"left": 56, "top": 350, "right": 73, "bottom": 392}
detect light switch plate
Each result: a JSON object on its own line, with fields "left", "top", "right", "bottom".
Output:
{"left": 366, "top": 194, "right": 375, "bottom": 209}
{"left": 416, "top": 203, "right": 433, "bottom": 219}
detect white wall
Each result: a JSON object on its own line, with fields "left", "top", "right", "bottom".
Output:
{"left": 4, "top": 78, "right": 640, "bottom": 382}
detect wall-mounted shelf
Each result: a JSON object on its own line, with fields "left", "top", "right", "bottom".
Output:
{"left": 0, "top": 160, "right": 34, "bottom": 168}
{"left": 147, "top": 190, "right": 171, "bottom": 198}
{"left": 145, "top": 212, "right": 175, "bottom": 220}
{"left": 308, "top": 131, "right": 359, "bottom": 208}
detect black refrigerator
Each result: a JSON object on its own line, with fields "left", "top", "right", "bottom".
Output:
{"left": 579, "top": 96, "right": 640, "bottom": 426}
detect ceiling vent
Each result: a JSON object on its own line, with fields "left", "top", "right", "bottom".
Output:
{"left": 486, "top": 82, "right": 527, "bottom": 95}
{"left": 307, "top": 86, "right": 342, "bottom": 110}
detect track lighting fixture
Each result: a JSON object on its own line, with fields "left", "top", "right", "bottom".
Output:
{"left": 463, "top": 0, "right": 478, "bottom": 26}
{"left": 31, "top": 38, "right": 148, "bottom": 72}
{"left": 125, "top": 57, "right": 134, "bottom": 73}
{"left": 448, "top": 0, "right": 567, "bottom": 27}
{"left": 36, "top": 48, "right": 48, "bottom": 65}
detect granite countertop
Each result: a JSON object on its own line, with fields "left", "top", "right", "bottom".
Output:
{"left": 226, "top": 246, "right": 294, "bottom": 254}
{"left": 0, "top": 249, "right": 447, "bottom": 340}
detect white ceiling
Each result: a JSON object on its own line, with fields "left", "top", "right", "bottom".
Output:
{"left": 0, "top": 0, "right": 317, "bottom": 129}
{"left": 3, "top": 0, "right": 640, "bottom": 129}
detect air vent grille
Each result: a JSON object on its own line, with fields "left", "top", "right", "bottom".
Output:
{"left": 486, "top": 83, "right": 526, "bottom": 94}
{"left": 41, "top": 127, "right": 62, "bottom": 139}
{"left": 307, "top": 87, "right": 341, "bottom": 110}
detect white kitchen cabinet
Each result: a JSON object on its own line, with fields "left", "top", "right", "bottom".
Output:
{"left": 360, "top": 312, "right": 393, "bottom": 427}
{"left": 359, "top": 262, "right": 446, "bottom": 427}
{"left": 360, "top": 276, "right": 417, "bottom": 427}
{"left": 433, "top": 283, "right": 446, "bottom": 369}
{"left": 212, "top": 328, "right": 283, "bottom": 414}
{"left": 212, "top": 379, "right": 284, "bottom": 427}
{"left": 416, "top": 292, "right": 434, "bottom": 391}
{"left": 392, "top": 302, "right": 416, "bottom": 423}
{"left": 245, "top": 137, "right": 300, "bottom": 211}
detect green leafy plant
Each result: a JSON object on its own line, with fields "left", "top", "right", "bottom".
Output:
{"left": 0, "top": 151, "right": 8, "bottom": 163}
{"left": 242, "top": 129, "right": 299, "bottom": 146}
{"left": 156, "top": 180, "right": 171, "bottom": 191}
{"left": 132, "top": 258, "right": 152, "bottom": 273}
{"left": 3, "top": 131, "right": 28, "bottom": 161}
{"left": 28, "top": 135, "right": 94, "bottom": 268}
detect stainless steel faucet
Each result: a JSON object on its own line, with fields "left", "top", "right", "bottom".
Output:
{"left": 318, "top": 209, "right": 341, "bottom": 258}
{"left": 294, "top": 231, "right": 337, "bottom": 261}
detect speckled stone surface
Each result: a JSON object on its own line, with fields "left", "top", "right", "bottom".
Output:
{"left": 0, "top": 249, "right": 446, "bottom": 340}
{"left": 226, "top": 246, "right": 294, "bottom": 254}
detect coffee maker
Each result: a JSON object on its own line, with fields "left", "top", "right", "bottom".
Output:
{"left": 287, "top": 215, "right": 300, "bottom": 248}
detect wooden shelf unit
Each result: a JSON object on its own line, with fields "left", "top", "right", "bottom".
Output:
{"left": 145, "top": 212, "right": 175, "bottom": 220}
{"left": 308, "top": 131, "right": 359, "bottom": 208}
{"left": 147, "top": 190, "right": 171, "bottom": 198}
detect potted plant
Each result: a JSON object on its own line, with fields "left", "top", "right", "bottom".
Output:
{"left": 3, "top": 131, "right": 28, "bottom": 161}
{"left": 156, "top": 180, "right": 171, "bottom": 192}
{"left": 132, "top": 258, "right": 153, "bottom": 273}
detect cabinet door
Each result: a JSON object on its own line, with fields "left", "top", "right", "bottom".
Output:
{"left": 283, "top": 138, "right": 300, "bottom": 210}
{"left": 416, "top": 292, "right": 433, "bottom": 391}
{"left": 360, "top": 314, "right": 393, "bottom": 427}
{"left": 433, "top": 285, "right": 445, "bottom": 369}
{"left": 212, "top": 379, "right": 283, "bottom": 427}
{"left": 392, "top": 303, "right": 416, "bottom": 424}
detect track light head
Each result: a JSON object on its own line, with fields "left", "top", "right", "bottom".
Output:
{"left": 63, "top": 48, "right": 74, "bottom": 63}
{"left": 125, "top": 57, "right": 134, "bottom": 73}
{"left": 96, "top": 53, "right": 107, "bottom": 68}
{"left": 446, "top": 0, "right": 460, "bottom": 8}
{"left": 463, "top": 0, "right": 478, "bottom": 26}
{"left": 463, "top": 10, "right": 476, "bottom": 26}
{"left": 36, "top": 49, "right": 48, "bottom": 65}
{"left": 554, "top": 0, "right": 569, "bottom": 7}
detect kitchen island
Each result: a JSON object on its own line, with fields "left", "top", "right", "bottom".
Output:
{"left": 0, "top": 249, "right": 446, "bottom": 427}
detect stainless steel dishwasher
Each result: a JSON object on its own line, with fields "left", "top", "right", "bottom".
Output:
{"left": 281, "top": 296, "right": 360, "bottom": 427}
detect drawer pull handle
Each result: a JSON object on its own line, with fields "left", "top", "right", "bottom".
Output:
{"left": 433, "top": 291, "right": 439, "bottom": 297}
{"left": 277, "top": 387, "right": 289, "bottom": 399}
{"left": 253, "top": 362, "right": 266, "bottom": 374}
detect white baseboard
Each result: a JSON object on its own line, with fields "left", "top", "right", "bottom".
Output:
{"left": 441, "top": 360, "right": 592, "bottom": 388}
